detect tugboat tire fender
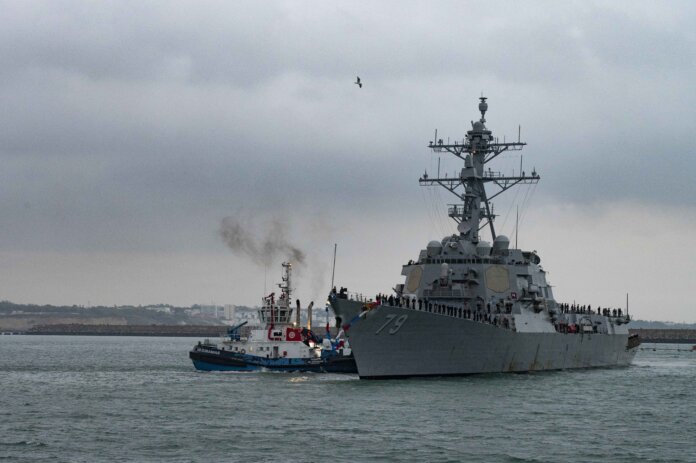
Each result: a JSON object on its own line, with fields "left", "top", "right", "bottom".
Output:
{"left": 240, "top": 349, "right": 246, "bottom": 354}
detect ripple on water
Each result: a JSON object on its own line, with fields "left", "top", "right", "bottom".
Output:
{"left": 1, "top": 337, "right": 695, "bottom": 462}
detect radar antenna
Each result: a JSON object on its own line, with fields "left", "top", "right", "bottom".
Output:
{"left": 420, "top": 97, "right": 540, "bottom": 243}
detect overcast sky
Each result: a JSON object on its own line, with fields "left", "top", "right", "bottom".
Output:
{"left": 1, "top": 1, "right": 695, "bottom": 322}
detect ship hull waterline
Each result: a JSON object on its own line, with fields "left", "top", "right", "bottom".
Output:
{"left": 333, "top": 299, "right": 638, "bottom": 379}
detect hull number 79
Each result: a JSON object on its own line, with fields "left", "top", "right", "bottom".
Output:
{"left": 375, "top": 314, "right": 408, "bottom": 335}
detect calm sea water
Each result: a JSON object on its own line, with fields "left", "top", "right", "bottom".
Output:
{"left": 1, "top": 336, "right": 694, "bottom": 463}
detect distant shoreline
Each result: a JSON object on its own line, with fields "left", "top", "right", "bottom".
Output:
{"left": 7, "top": 324, "right": 228, "bottom": 338}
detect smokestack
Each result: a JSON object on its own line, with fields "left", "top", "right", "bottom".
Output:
{"left": 307, "top": 301, "right": 314, "bottom": 330}
{"left": 295, "top": 299, "right": 301, "bottom": 326}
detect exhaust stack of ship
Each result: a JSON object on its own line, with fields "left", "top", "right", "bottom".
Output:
{"left": 307, "top": 301, "right": 314, "bottom": 330}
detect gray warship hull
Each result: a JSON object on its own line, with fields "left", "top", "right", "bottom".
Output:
{"left": 329, "top": 97, "right": 640, "bottom": 379}
{"left": 332, "top": 299, "right": 638, "bottom": 379}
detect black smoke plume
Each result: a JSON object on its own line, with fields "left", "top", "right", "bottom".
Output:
{"left": 219, "top": 216, "right": 306, "bottom": 267}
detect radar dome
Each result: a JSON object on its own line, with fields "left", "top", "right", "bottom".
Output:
{"left": 476, "top": 241, "right": 491, "bottom": 257}
{"left": 472, "top": 121, "right": 485, "bottom": 131}
{"left": 426, "top": 240, "right": 442, "bottom": 257}
{"left": 492, "top": 235, "right": 510, "bottom": 254}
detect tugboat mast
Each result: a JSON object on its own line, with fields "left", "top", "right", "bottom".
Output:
{"left": 420, "top": 97, "right": 540, "bottom": 244}
{"left": 280, "top": 261, "right": 292, "bottom": 311}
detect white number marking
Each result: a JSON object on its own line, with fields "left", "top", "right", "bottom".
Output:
{"left": 375, "top": 314, "right": 396, "bottom": 334}
{"left": 375, "top": 314, "right": 409, "bottom": 335}
{"left": 388, "top": 315, "right": 408, "bottom": 334}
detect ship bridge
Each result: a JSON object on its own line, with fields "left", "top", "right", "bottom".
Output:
{"left": 258, "top": 262, "right": 296, "bottom": 326}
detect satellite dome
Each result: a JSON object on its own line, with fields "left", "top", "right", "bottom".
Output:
{"left": 476, "top": 241, "right": 491, "bottom": 257}
{"left": 472, "top": 121, "right": 485, "bottom": 131}
{"left": 426, "top": 240, "right": 442, "bottom": 257}
{"left": 492, "top": 235, "right": 510, "bottom": 254}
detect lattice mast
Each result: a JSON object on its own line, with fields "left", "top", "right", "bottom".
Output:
{"left": 420, "top": 97, "right": 540, "bottom": 244}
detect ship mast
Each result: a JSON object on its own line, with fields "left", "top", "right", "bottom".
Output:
{"left": 279, "top": 262, "right": 292, "bottom": 311}
{"left": 420, "top": 97, "right": 540, "bottom": 244}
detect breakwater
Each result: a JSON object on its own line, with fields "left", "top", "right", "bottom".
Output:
{"left": 630, "top": 328, "right": 696, "bottom": 343}
{"left": 12, "top": 325, "right": 696, "bottom": 342}
{"left": 25, "top": 324, "right": 228, "bottom": 337}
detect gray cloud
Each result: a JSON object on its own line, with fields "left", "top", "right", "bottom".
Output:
{"left": 5, "top": 2, "right": 694, "bottom": 87}
{"left": 1, "top": 1, "right": 695, "bottom": 316}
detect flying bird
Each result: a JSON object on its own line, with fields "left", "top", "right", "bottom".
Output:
{"left": 354, "top": 76, "right": 362, "bottom": 88}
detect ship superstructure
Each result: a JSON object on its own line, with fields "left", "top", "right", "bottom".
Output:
{"left": 330, "top": 97, "right": 639, "bottom": 378}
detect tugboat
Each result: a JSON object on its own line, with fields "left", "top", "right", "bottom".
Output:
{"left": 190, "top": 262, "right": 356, "bottom": 373}
{"left": 330, "top": 97, "right": 640, "bottom": 378}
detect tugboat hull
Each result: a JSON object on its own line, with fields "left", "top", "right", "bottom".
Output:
{"left": 189, "top": 346, "right": 357, "bottom": 373}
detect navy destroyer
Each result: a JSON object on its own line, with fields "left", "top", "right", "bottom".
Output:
{"left": 330, "top": 97, "right": 640, "bottom": 379}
